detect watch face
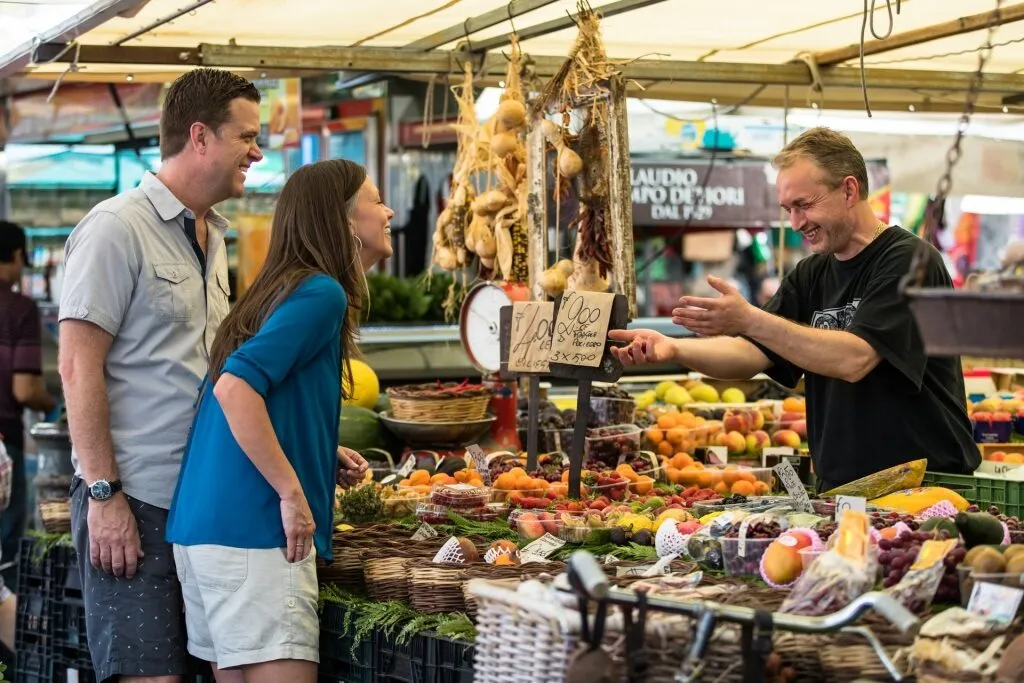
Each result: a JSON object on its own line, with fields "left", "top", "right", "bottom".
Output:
{"left": 90, "top": 480, "right": 113, "bottom": 500}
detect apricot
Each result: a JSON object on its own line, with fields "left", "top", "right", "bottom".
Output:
{"left": 646, "top": 427, "right": 664, "bottom": 445}
{"left": 754, "top": 481, "right": 770, "bottom": 495}
{"left": 782, "top": 397, "right": 806, "bottom": 414}
{"left": 657, "top": 441, "right": 674, "bottom": 457}
{"left": 731, "top": 480, "right": 755, "bottom": 496}
{"left": 714, "top": 481, "right": 730, "bottom": 497}
{"left": 697, "top": 471, "right": 714, "bottom": 489}
{"left": 657, "top": 415, "right": 677, "bottom": 430}
{"left": 409, "top": 469, "right": 430, "bottom": 485}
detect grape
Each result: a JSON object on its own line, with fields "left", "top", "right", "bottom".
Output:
{"left": 989, "top": 505, "right": 1002, "bottom": 516}
{"left": 878, "top": 551, "right": 892, "bottom": 564}
{"left": 878, "top": 539, "right": 892, "bottom": 551}
{"left": 882, "top": 575, "right": 898, "bottom": 588}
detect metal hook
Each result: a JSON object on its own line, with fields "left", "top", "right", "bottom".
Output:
{"left": 506, "top": 1, "right": 517, "bottom": 35}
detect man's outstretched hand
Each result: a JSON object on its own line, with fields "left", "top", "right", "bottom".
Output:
{"left": 672, "top": 276, "right": 756, "bottom": 337}
{"left": 608, "top": 329, "right": 677, "bottom": 366}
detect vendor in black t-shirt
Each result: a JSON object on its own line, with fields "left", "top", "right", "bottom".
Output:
{"left": 610, "top": 126, "right": 979, "bottom": 490}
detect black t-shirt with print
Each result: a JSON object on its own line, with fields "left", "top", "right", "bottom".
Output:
{"left": 750, "top": 227, "right": 979, "bottom": 489}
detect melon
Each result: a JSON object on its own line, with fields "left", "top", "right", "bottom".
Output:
{"left": 344, "top": 359, "right": 380, "bottom": 410}
{"left": 338, "top": 405, "right": 384, "bottom": 453}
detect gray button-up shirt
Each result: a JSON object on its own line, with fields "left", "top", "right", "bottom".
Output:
{"left": 59, "top": 173, "right": 231, "bottom": 509}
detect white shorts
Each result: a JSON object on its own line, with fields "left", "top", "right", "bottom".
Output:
{"left": 172, "top": 544, "right": 320, "bottom": 669}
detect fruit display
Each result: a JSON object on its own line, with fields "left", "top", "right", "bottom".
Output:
{"left": 380, "top": 487, "right": 430, "bottom": 517}
{"left": 877, "top": 530, "right": 965, "bottom": 607}
{"left": 644, "top": 410, "right": 722, "bottom": 458}
{"left": 958, "top": 543, "right": 1024, "bottom": 608}
{"left": 584, "top": 424, "right": 642, "bottom": 466}
{"left": 590, "top": 385, "right": 637, "bottom": 425}
{"left": 431, "top": 484, "right": 491, "bottom": 509}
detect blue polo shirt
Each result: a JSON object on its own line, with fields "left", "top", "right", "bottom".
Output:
{"left": 167, "top": 274, "right": 346, "bottom": 561}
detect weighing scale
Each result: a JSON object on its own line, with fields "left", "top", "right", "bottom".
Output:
{"left": 459, "top": 282, "right": 524, "bottom": 452}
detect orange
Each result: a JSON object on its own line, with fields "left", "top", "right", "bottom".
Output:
{"left": 731, "top": 480, "right": 755, "bottom": 496}
{"left": 721, "top": 466, "right": 741, "bottom": 486}
{"left": 646, "top": 427, "right": 664, "bottom": 445}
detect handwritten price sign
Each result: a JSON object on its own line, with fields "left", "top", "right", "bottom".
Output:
{"left": 549, "top": 291, "right": 615, "bottom": 368}
{"left": 508, "top": 302, "right": 554, "bottom": 373}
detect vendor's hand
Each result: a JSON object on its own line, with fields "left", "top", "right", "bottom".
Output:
{"left": 88, "top": 493, "right": 144, "bottom": 579}
{"left": 337, "top": 447, "right": 369, "bottom": 488}
{"left": 280, "top": 491, "right": 315, "bottom": 562}
{"left": 608, "top": 329, "right": 677, "bottom": 366}
{"left": 672, "top": 276, "right": 755, "bottom": 337}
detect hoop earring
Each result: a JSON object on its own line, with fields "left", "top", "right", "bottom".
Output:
{"left": 354, "top": 236, "right": 364, "bottom": 252}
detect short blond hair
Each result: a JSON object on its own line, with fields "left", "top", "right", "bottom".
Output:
{"left": 773, "top": 127, "right": 869, "bottom": 200}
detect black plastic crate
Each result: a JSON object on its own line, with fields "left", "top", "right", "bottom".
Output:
{"left": 51, "top": 546, "right": 81, "bottom": 603}
{"left": 51, "top": 599, "right": 90, "bottom": 672}
{"left": 14, "top": 641, "right": 50, "bottom": 683}
{"left": 318, "top": 660, "right": 375, "bottom": 683}
{"left": 50, "top": 663, "right": 97, "bottom": 683}
{"left": 376, "top": 631, "right": 427, "bottom": 683}
{"left": 423, "top": 634, "right": 474, "bottom": 683}
{"left": 319, "top": 603, "right": 375, "bottom": 668}
{"left": 16, "top": 539, "right": 55, "bottom": 602}
{"left": 14, "top": 593, "right": 50, "bottom": 644}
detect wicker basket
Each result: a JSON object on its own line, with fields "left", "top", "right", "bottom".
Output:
{"left": 39, "top": 498, "right": 71, "bottom": 534}
{"left": 387, "top": 382, "right": 491, "bottom": 422}
{"left": 410, "top": 560, "right": 564, "bottom": 615}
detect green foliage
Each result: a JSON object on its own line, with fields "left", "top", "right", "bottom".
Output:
{"left": 363, "top": 272, "right": 463, "bottom": 324}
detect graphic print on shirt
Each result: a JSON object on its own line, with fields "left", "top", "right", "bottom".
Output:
{"left": 810, "top": 299, "right": 861, "bottom": 330}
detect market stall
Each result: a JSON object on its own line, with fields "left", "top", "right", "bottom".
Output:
{"left": 9, "top": 1, "right": 1024, "bottom": 682}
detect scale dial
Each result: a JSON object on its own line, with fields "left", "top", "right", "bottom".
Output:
{"left": 459, "top": 282, "right": 512, "bottom": 375}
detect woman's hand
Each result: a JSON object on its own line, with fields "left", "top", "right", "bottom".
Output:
{"left": 280, "top": 491, "right": 315, "bottom": 562}
{"left": 337, "top": 446, "right": 369, "bottom": 488}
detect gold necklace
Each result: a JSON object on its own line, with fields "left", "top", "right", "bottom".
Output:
{"left": 872, "top": 222, "right": 888, "bottom": 241}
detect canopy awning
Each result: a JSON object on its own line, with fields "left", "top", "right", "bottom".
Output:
{"left": 4, "top": 0, "right": 1024, "bottom": 113}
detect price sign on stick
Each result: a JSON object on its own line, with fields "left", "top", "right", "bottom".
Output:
{"left": 498, "top": 305, "right": 554, "bottom": 472}
{"left": 507, "top": 302, "right": 554, "bottom": 373}
{"left": 548, "top": 292, "right": 630, "bottom": 500}
{"left": 549, "top": 291, "right": 616, "bottom": 368}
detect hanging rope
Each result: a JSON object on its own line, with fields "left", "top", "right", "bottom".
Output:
{"left": 859, "top": 0, "right": 902, "bottom": 117}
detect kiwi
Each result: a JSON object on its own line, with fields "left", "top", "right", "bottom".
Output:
{"left": 970, "top": 546, "right": 1008, "bottom": 574}
{"left": 1005, "top": 544, "right": 1024, "bottom": 562}
{"left": 965, "top": 545, "right": 995, "bottom": 567}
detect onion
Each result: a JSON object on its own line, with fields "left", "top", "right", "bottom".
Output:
{"left": 471, "top": 195, "right": 492, "bottom": 216}
{"left": 497, "top": 99, "right": 527, "bottom": 131}
{"left": 490, "top": 131, "right": 517, "bottom": 157}
{"left": 555, "top": 258, "right": 575, "bottom": 276}
{"left": 477, "top": 230, "right": 497, "bottom": 259}
{"left": 483, "top": 190, "right": 509, "bottom": 213}
{"left": 558, "top": 147, "right": 583, "bottom": 178}
{"left": 434, "top": 246, "right": 457, "bottom": 270}
{"left": 539, "top": 267, "right": 569, "bottom": 298}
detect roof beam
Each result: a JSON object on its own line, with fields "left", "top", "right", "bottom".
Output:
{"left": 470, "top": 0, "right": 668, "bottom": 53}
{"left": 405, "top": 0, "right": 561, "bottom": 51}
{"left": 29, "top": 42, "right": 1024, "bottom": 94}
{"left": 0, "top": 0, "right": 152, "bottom": 80}
{"left": 814, "top": 2, "right": 1024, "bottom": 67}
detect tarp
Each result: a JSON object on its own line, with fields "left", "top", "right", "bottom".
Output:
{"left": 6, "top": 0, "right": 1024, "bottom": 112}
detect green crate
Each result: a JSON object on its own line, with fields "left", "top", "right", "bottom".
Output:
{"left": 922, "top": 471, "right": 1024, "bottom": 518}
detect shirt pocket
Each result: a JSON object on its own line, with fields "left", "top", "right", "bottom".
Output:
{"left": 150, "top": 262, "right": 196, "bottom": 322}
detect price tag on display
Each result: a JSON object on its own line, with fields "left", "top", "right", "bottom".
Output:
{"left": 772, "top": 459, "right": 812, "bottom": 512}
{"left": 762, "top": 447, "right": 795, "bottom": 462}
{"left": 519, "top": 533, "right": 566, "bottom": 564}
{"left": 968, "top": 581, "right": 1024, "bottom": 626}
{"left": 706, "top": 446, "right": 728, "bottom": 466}
{"left": 411, "top": 523, "right": 439, "bottom": 541}
{"left": 396, "top": 454, "right": 417, "bottom": 477}
{"left": 548, "top": 291, "right": 615, "bottom": 368}
{"left": 508, "top": 302, "right": 554, "bottom": 373}
{"left": 465, "top": 444, "right": 489, "bottom": 481}
{"left": 834, "top": 495, "right": 866, "bottom": 522}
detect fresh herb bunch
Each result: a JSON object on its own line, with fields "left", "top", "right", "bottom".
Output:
{"left": 337, "top": 485, "right": 384, "bottom": 525}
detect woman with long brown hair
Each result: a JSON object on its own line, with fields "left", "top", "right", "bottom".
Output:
{"left": 166, "top": 159, "right": 393, "bottom": 683}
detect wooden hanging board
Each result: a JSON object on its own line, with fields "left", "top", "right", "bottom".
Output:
{"left": 499, "top": 302, "right": 555, "bottom": 470}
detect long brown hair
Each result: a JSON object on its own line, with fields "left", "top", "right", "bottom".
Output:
{"left": 209, "top": 159, "right": 366, "bottom": 398}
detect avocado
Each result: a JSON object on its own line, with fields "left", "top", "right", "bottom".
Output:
{"left": 920, "top": 516, "right": 959, "bottom": 539}
{"left": 955, "top": 512, "right": 1006, "bottom": 549}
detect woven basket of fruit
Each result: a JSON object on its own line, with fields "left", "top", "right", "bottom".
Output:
{"left": 409, "top": 561, "right": 563, "bottom": 615}
{"left": 386, "top": 381, "right": 492, "bottom": 422}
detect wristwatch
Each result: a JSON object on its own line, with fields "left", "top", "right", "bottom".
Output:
{"left": 87, "top": 479, "right": 123, "bottom": 501}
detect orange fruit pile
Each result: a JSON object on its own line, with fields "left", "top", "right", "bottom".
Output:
{"left": 645, "top": 411, "right": 722, "bottom": 457}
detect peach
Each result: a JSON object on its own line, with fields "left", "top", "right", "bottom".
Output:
{"left": 790, "top": 419, "right": 807, "bottom": 439}
{"left": 780, "top": 411, "right": 805, "bottom": 424}
{"left": 988, "top": 450, "right": 1007, "bottom": 462}
{"left": 749, "top": 410, "right": 766, "bottom": 431}
{"left": 537, "top": 511, "right": 558, "bottom": 534}
{"left": 723, "top": 431, "right": 747, "bottom": 455}
{"left": 518, "top": 513, "right": 545, "bottom": 539}
{"left": 1007, "top": 453, "right": 1024, "bottom": 464}
{"left": 722, "top": 411, "right": 751, "bottom": 435}
{"left": 745, "top": 430, "right": 771, "bottom": 454}
{"left": 772, "top": 430, "right": 801, "bottom": 448}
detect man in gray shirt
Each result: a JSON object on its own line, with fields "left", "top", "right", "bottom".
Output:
{"left": 58, "top": 69, "right": 262, "bottom": 683}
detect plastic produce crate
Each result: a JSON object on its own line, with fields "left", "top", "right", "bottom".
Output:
{"left": 423, "top": 633, "right": 474, "bottom": 683}
{"left": 14, "top": 640, "right": 51, "bottom": 683}
{"left": 920, "top": 471, "right": 1024, "bottom": 518}
{"left": 376, "top": 631, "right": 425, "bottom": 683}
{"left": 319, "top": 603, "right": 375, "bottom": 683}
{"left": 51, "top": 599, "right": 90, "bottom": 671}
